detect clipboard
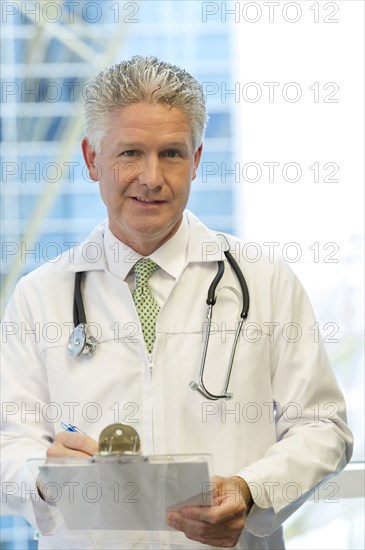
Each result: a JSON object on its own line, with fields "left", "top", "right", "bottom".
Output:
{"left": 28, "top": 424, "right": 213, "bottom": 531}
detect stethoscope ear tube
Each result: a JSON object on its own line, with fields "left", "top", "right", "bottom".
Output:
{"left": 73, "top": 272, "right": 86, "bottom": 326}
{"left": 224, "top": 250, "right": 249, "bottom": 319}
{"left": 206, "top": 261, "right": 225, "bottom": 305}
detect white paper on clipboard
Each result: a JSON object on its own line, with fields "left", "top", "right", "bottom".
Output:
{"left": 28, "top": 454, "right": 214, "bottom": 531}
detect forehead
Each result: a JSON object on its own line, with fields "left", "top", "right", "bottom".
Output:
{"left": 105, "top": 102, "right": 194, "bottom": 143}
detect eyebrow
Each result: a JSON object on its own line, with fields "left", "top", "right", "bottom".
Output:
{"left": 115, "top": 140, "right": 189, "bottom": 149}
{"left": 115, "top": 141, "right": 140, "bottom": 148}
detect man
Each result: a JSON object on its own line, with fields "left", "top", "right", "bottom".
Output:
{"left": 1, "top": 56, "right": 353, "bottom": 549}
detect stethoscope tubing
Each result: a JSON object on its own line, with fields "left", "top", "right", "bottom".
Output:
{"left": 190, "top": 250, "right": 248, "bottom": 400}
{"left": 69, "top": 247, "right": 250, "bottom": 399}
{"left": 224, "top": 250, "right": 249, "bottom": 320}
{"left": 73, "top": 271, "right": 86, "bottom": 326}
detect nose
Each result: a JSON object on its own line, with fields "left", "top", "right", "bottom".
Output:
{"left": 138, "top": 154, "right": 163, "bottom": 190}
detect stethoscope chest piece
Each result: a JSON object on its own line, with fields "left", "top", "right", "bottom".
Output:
{"left": 68, "top": 323, "right": 97, "bottom": 357}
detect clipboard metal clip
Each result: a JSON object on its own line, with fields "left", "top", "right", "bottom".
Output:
{"left": 93, "top": 423, "right": 146, "bottom": 463}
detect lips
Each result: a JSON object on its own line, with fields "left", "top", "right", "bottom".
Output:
{"left": 133, "top": 196, "right": 164, "bottom": 204}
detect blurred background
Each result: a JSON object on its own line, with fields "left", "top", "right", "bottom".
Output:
{"left": 1, "top": 1, "right": 363, "bottom": 548}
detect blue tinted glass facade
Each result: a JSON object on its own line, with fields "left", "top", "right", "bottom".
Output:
{"left": 0, "top": 1, "right": 239, "bottom": 546}
{"left": 1, "top": 3, "right": 238, "bottom": 289}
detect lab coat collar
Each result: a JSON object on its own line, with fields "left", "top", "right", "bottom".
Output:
{"left": 67, "top": 210, "right": 226, "bottom": 273}
{"left": 67, "top": 221, "right": 108, "bottom": 273}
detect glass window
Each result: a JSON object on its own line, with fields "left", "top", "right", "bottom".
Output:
{"left": 285, "top": 498, "right": 365, "bottom": 549}
{"left": 205, "top": 112, "right": 231, "bottom": 138}
{"left": 197, "top": 152, "right": 235, "bottom": 184}
{"left": 19, "top": 195, "right": 37, "bottom": 219}
{"left": 66, "top": 193, "right": 106, "bottom": 220}
{"left": 188, "top": 189, "right": 232, "bottom": 216}
{"left": 139, "top": 1, "right": 166, "bottom": 23}
{"left": 196, "top": 34, "right": 230, "bottom": 60}
{"left": 125, "top": 35, "right": 165, "bottom": 57}
{"left": 0, "top": 516, "right": 37, "bottom": 550}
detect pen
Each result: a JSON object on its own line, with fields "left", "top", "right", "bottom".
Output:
{"left": 42, "top": 422, "right": 86, "bottom": 444}
{"left": 60, "top": 421, "right": 86, "bottom": 434}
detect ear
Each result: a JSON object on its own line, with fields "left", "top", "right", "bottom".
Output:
{"left": 192, "top": 144, "right": 203, "bottom": 181}
{"left": 81, "top": 136, "right": 99, "bottom": 182}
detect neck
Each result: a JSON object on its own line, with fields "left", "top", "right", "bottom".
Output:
{"left": 108, "top": 218, "right": 184, "bottom": 257}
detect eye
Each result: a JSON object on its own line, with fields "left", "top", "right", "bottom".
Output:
{"left": 163, "top": 150, "right": 180, "bottom": 158}
{"left": 120, "top": 150, "right": 136, "bottom": 158}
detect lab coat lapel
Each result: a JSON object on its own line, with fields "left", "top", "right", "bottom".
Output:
{"left": 67, "top": 221, "right": 107, "bottom": 273}
{"left": 185, "top": 210, "right": 226, "bottom": 264}
{"left": 63, "top": 221, "right": 141, "bottom": 343}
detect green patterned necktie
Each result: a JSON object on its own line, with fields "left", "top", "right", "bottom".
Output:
{"left": 133, "top": 259, "right": 160, "bottom": 354}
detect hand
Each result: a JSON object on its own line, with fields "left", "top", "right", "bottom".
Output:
{"left": 36, "top": 432, "right": 98, "bottom": 502}
{"left": 166, "top": 475, "right": 253, "bottom": 548}
{"left": 46, "top": 431, "right": 98, "bottom": 459}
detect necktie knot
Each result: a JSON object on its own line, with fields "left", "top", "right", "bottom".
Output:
{"left": 134, "top": 258, "right": 159, "bottom": 289}
{"left": 133, "top": 259, "right": 160, "bottom": 354}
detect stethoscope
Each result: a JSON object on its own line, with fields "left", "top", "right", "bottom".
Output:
{"left": 68, "top": 238, "right": 249, "bottom": 401}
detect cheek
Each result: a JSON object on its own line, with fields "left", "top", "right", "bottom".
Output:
{"left": 123, "top": 162, "right": 139, "bottom": 181}
{"left": 98, "top": 168, "right": 120, "bottom": 195}
{"left": 108, "top": 162, "right": 139, "bottom": 188}
{"left": 98, "top": 177, "right": 116, "bottom": 204}
{"left": 177, "top": 185, "right": 191, "bottom": 207}
{"left": 98, "top": 182, "right": 108, "bottom": 206}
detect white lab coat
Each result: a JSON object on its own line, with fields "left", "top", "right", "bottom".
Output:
{"left": 1, "top": 211, "right": 353, "bottom": 550}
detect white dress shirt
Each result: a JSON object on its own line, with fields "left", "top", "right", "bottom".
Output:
{"left": 103, "top": 215, "right": 189, "bottom": 308}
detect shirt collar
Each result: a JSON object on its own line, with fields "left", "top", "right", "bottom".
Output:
{"left": 67, "top": 211, "right": 225, "bottom": 274}
{"left": 149, "top": 215, "right": 189, "bottom": 279}
{"left": 104, "top": 215, "right": 189, "bottom": 281}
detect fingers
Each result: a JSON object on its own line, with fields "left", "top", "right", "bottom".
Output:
{"left": 178, "top": 501, "right": 244, "bottom": 524}
{"left": 166, "top": 475, "right": 249, "bottom": 547}
{"left": 46, "top": 431, "right": 98, "bottom": 459}
{"left": 166, "top": 510, "right": 244, "bottom": 548}
{"left": 191, "top": 477, "right": 247, "bottom": 522}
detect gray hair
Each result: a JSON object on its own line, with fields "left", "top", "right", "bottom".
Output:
{"left": 84, "top": 55, "right": 208, "bottom": 153}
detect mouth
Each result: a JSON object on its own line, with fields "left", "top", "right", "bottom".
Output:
{"left": 132, "top": 196, "right": 164, "bottom": 204}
